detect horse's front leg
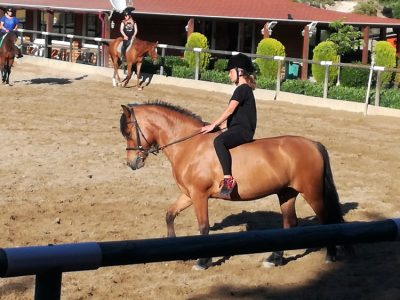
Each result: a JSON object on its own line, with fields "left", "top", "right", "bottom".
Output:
{"left": 166, "top": 193, "right": 192, "bottom": 237}
{"left": 192, "top": 193, "right": 213, "bottom": 270}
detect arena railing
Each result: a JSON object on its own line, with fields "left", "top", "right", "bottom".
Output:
{"left": 18, "top": 29, "right": 400, "bottom": 114}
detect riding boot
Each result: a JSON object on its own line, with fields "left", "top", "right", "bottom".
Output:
{"left": 219, "top": 176, "right": 237, "bottom": 199}
{"left": 15, "top": 45, "right": 23, "bottom": 58}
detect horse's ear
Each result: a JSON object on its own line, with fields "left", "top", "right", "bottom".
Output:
{"left": 121, "top": 105, "right": 131, "bottom": 117}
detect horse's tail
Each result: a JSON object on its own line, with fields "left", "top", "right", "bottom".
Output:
{"left": 316, "top": 142, "right": 344, "bottom": 224}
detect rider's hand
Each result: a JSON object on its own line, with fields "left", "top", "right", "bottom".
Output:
{"left": 123, "top": 36, "right": 128, "bottom": 40}
{"left": 201, "top": 124, "right": 216, "bottom": 134}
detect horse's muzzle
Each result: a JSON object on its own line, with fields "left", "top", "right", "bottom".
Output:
{"left": 127, "top": 156, "right": 145, "bottom": 170}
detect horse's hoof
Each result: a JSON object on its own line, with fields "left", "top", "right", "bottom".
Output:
{"left": 325, "top": 254, "right": 336, "bottom": 264}
{"left": 192, "top": 258, "right": 212, "bottom": 270}
{"left": 138, "top": 87, "right": 143, "bottom": 91}
{"left": 263, "top": 252, "right": 284, "bottom": 267}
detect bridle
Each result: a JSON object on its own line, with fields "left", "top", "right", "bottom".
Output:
{"left": 125, "top": 107, "right": 202, "bottom": 157}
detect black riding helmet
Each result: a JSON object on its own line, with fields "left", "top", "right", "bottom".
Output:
{"left": 225, "top": 53, "right": 254, "bottom": 74}
{"left": 123, "top": 6, "right": 135, "bottom": 16}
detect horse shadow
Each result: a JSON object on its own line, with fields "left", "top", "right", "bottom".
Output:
{"left": 17, "top": 75, "right": 88, "bottom": 85}
{"left": 208, "top": 201, "right": 359, "bottom": 266}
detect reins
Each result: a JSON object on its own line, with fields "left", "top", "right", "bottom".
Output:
{"left": 125, "top": 108, "right": 202, "bottom": 155}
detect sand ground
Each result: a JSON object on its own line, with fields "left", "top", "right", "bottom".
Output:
{"left": 0, "top": 61, "right": 399, "bottom": 299}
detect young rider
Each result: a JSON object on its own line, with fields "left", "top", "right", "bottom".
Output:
{"left": 120, "top": 7, "right": 137, "bottom": 59}
{"left": 201, "top": 53, "right": 257, "bottom": 199}
{"left": 0, "top": 7, "right": 23, "bottom": 58}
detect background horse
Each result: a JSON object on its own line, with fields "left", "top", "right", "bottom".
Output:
{"left": 105, "top": 37, "right": 157, "bottom": 90}
{"left": 120, "top": 101, "right": 348, "bottom": 269}
{"left": 0, "top": 33, "right": 17, "bottom": 85}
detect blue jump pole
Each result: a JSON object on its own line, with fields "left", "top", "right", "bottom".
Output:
{"left": 0, "top": 219, "right": 399, "bottom": 300}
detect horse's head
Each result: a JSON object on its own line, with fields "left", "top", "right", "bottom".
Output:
{"left": 120, "top": 104, "right": 155, "bottom": 170}
{"left": 149, "top": 42, "right": 158, "bottom": 65}
{"left": 1, "top": 33, "right": 17, "bottom": 58}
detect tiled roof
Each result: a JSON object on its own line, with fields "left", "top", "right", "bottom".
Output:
{"left": 2, "top": 0, "right": 400, "bottom": 26}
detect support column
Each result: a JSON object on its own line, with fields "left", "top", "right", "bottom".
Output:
{"left": 301, "top": 25, "right": 310, "bottom": 80}
{"left": 101, "top": 12, "right": 110, "bottom": 67}
{"left": 362, "top": 26, "right": 369, "bottom": 64}
{"left": 379, "top": 27, "right": 387, "bottom": 41}
{"left": 237, "top": 22, "right": 244, "bottom": 52}
{"left": 186, "top": 18, "right": 194, "bottom": 39}
{"left": 395, "top": 29, "right": 400, "bottom": 56}
{"left": 46, "top": 10, "right": 54, "bottom": 33}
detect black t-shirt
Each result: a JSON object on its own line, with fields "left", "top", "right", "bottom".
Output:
{"left": 227, "top": 84, "right": 257, "bottom": 134}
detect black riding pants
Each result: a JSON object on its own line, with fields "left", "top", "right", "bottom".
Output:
{"left": 213, "top": 126, "right": 253, "bottom": 176}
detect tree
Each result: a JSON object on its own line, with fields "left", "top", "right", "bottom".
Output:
{"left": 378, "top": 0, "right": 400, "bottom": 18}
{"left": 353, "top": 0, "right": 378, "bottom": 16}
{"left": 327, "top": 20, "right": 363, "bottom": 56}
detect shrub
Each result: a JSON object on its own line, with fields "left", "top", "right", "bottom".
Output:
{"left": 380, "top": 89, "right": 400, "bottom": 109}
{"left": 281, "top": 79, "right": 306, "bottom": 94}
{"left": 328, "top": 85, "right": 366, "bottom": 102}
{"left": 163, "top": 55, "right": 188, "bottom": 68}
{"left": 184, "top": 32, "right": 211, "bottom": 71}
{"left": 171, "top": 66, "right": 195, "bottom": 79}
{"left": 257, "top": 76, "right": 276, "bottom": 90}
{"left": 373, "top": 41, "right": 396, "bottom": 88}
{"left": 255, "top": 38, "right": 285, "bottom": 79}
{"left": 304, "top": 81, "right": 324, "bottom": 97}
{"left": 311, "top": 41, "right": 338, "bottom": 84}
{"left": 200, "top": 70, "right": 230, "bottom": 84}
{"left": 340, "top": 62, "right": 370, "bottom": 87}
{"left": 213, "top": 58, "right": 228, "bottom": 72}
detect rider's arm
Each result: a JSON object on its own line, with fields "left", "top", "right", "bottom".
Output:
{"left": 133, "top": 22, "right": 138, "bottom": 39}
{"left": 13, "top": 19, "right": 18, "bottom": 31}
{"left": 120, "top": 22, "right": 127, "bottom": 39}
{"left": 201, "top": 100, "right": 239, "bottom": 133}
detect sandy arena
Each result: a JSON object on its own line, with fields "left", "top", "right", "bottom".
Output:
{"left": 0, "top": 60, "right": 399, "bottom": 299}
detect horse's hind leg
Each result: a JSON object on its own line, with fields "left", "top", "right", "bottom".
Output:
{"left": 302, "top": 188, "right": 340, "bottom": 263}
{"left": 122, "top": 62, "right": 133, "bottom": 87}
{"left": 264, "top": 188, "right": 298, "bottom": 268}
{"left": 166, "top": 193, "right": 192, "bottom": 237}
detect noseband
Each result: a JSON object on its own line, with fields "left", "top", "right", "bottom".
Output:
{"left": 125, "top": 108, "right": 153, "bottom": 157}
{"left": 125, "top": 107, "right": 203, "bottom": 157}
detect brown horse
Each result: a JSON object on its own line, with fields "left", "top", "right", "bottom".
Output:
{"left": 105, "top": 37, "right": 158, "bottom": 90}
{"left": 120, "top": 101, "right": 347, "bottom": 269}
{"left": 0, "top": 33, "right": 17, "bottom": 85}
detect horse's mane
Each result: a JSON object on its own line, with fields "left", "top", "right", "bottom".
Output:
{"left": 129, "top": 100, "right": 205, "bottom": 124}
{"left": 120, "top": 101, "right": 206, "bottom": 138}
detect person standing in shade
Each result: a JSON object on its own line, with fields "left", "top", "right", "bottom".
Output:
{"left": 201, "top": 53, "right": 257, "bottom": 199}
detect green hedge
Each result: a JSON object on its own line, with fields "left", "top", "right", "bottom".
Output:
{"left": 200, "top": 70, "right": 230, "bottom": 84}
{"left": 213, "top": 59, "right": 228, "bottom": 72}
{"left": 380, "top": 89, "right": 400, "bottom": 109}
{"left": 327, "top": 86, "right": 366, "bottom": 102}
{"left": 340, "top": 62, "right": 369, "bottom": 87}
{"left": 281, "top": 79, "right": 306, "bottom": 94}
{"left": 304, "top": 81, "right": 324, "bottom": 97}
{"left": 257, "top": 76, "right": 276, "bottom": 90}
{"left": 171, "top": 66, "right": 195, "bottom": 79}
